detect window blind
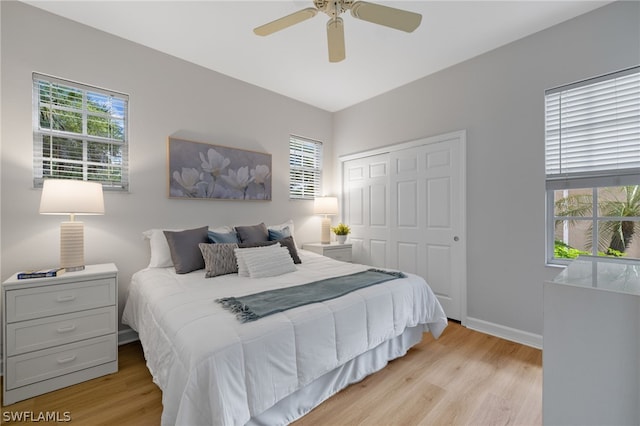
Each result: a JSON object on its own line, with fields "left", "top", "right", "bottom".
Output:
{"left": 289, "top": 135, "right": 322, "bottom": 199}
{"left": 545, "top": 66, "right": 640, "bottom": 189}
{"left": 33, "top": 73, "right": 129, "bottom": 190}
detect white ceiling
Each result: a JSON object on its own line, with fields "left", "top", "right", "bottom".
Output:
{"left": 24, "top": 0, "right": 611, "bottom": 112}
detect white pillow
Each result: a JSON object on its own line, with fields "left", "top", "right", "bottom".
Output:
{"left": 143, "top": 228, "right": 182, "bottom": 268}
{"left": 235, "top": 244, "right": 281, "bottom": 277}
{"left": 235, "top": 245, "right": 296, "bottom": 278}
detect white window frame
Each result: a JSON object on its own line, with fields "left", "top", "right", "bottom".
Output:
{"left": 545, "top": 66, "right": 640, "bottom": 265}
{"left": 289, "top": 135, "right": 322, "bottom": 200}
{"left": 33, "top": 73, "right": 129, "bottom": 191}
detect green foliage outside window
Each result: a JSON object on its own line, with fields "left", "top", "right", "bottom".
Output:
{"left": 554, "top": 240, "right": 625, "bottom": 259}
{"left": 554, "top": 186, "right": 640, "bottom": 259}
{"left": 35, "top": 75, "right": 127, "bottom": 188}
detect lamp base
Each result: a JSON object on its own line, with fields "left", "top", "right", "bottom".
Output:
{"left": 64, "top": 265, "right": 85, "bottom": 272}
{"left": 321, "top": 217, "right": 331, "bottom": 244}
{"left": 60, "top": 221, "right": 85, "bottom": 271}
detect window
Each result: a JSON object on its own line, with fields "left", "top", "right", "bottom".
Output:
{"left": 289, "top": 135, "right": 322, "bottom": 199}
{"left": 545, "top": 66, "right": 640, "bottom": 264}
{"left": 33, "top": 73, "right": 129, "bottom": 190}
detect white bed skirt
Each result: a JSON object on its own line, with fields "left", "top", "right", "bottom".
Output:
{"left": 249, "top": 325, "right": 425, "bottom": 425}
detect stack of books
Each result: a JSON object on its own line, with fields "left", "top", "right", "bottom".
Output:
{"left": 17, "top": 268, "right": 65, "bottom": 280}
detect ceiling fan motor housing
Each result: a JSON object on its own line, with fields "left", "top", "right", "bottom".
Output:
{"left": 314, "top": 0, "right": 352, "bottom": 18}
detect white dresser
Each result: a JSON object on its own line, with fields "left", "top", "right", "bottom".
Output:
{"left": 303, "top": 243, "right": 353, "bottom": 262}
{"left": 543, "top": 256, "right": 640, "bottom": 426}
{"left": 2, "top": 263, "right": 118, "bottom": 405}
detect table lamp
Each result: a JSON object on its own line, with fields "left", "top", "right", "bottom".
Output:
{"left": 313, "top": 196, "right": 338, "bottom": 244}
{"left": 39, "top": 179, "right": 105, "bottom": 271}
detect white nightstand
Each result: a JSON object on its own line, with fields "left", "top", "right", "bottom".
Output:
{"left": 303, "top": 243, "right": 353, "bottom": 263}
{"left": 2, "top": 263, "right": 118, "bottom": 405}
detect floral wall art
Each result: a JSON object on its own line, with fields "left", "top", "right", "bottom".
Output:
{"left": 168, "top": 137, "right": 271, "bottom": 201}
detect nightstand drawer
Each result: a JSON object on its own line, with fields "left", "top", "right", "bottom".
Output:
{"left": 5, "top": 278, "right": 116, "bottom": 323}
{"left": 6, "top": 306, "right": 117, "bottom": 356}
{"left": 328, "top": 248, "right": 352, "bottom": 262}
{"left": 5, "top": 334, "right": 117, "bottom": 390}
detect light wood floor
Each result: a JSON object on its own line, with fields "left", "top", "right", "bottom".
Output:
{"left": 0, "top": 323, "right": 542, "bottom": 425}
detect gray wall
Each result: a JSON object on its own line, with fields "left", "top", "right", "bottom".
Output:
{"left": 0, "top": 1, "right": 333, "bottom": 327}
{"left": 332, "top": 1, "right": 640, "bottom": 336}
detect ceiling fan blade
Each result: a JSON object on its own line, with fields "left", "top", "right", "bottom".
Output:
{"left": 350, "top": 1, "right": 422, "bottom": 33}
{"left": 327, "top": 17, "right": 346, "bottom": 63}
{"left": 254, "top": 7, "right": 318, "bottom": 36}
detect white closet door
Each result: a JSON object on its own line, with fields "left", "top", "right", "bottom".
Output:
{"left": 341, "top": 131, "right": 466, "bottom": 321}
{"left": 390, "top": 137, "right": 464, "bottom": 320}
{"left": 343, "top": 153, "right": 391, "bottom": 267}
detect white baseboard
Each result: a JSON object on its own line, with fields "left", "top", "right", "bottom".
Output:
{"left": 465, "top": 317, "right": 542, "bottom": 350}
{"left": 118, "top": 328, "right": 139, "bottom": 345}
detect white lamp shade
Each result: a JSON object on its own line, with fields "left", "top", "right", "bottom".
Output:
{"left": 313, "top": 196, "right": 338, "bottom": 215}
{"left": 39, "top": 180, "right": 104, "bottom": 272}
{"left": 39, "top": 179, "right": 105, "bottom": 215}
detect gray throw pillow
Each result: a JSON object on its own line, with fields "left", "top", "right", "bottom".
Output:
{"left": 276, "top": 236, "right": 302, "bottom": 264}
{"left": 163, "top": 226, "right": 209, "bottom": 274}
{"left": 199, "top": 243, "right": 239, "bottom": 277}
{"left": 238, "top": 240, "right": 277, "bottom": 249}
{"left": 235, "top": 222, "right": 269, "bottom": 243}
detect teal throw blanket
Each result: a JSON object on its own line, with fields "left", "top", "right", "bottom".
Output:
{"left": 217, "top": 268, "right": 406, "bottom": 323}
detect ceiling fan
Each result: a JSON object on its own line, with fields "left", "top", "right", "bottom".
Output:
{"left": 253, "top": 0, "right": 422, "bottom": 63}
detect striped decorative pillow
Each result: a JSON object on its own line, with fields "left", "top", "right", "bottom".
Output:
{"left": 235, "top": 245, "right": 296, "bottom": 278}
{"left": 235, "top": 244, "right": 281, "bottom": 277}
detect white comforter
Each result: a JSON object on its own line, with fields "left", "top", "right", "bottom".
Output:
{"left": 122, "top": 250, "right": 447, "bottom": 425}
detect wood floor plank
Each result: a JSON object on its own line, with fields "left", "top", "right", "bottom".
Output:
{"left": 0, "top": 323, "right": 541, "bottom": 425}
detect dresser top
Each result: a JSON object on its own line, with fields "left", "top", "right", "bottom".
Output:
{"left": 551, "top": 256, "right": 640, "bottom": 296}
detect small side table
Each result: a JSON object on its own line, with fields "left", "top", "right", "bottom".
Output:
{"left": 303, "top": 243, "right": 352, "bottom": 263}
{"left": 2, "top": 263, "right": 118, "bottom": 405}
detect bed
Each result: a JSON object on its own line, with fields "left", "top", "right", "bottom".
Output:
{"left": 122, "top": 237, "right": 447, "bottom": 425}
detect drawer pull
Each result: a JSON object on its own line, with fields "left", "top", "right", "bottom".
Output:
{"left": 56, "top": 324, "right": 77, "bottom": 333}
{"left": 56, "top": 294, "right": 76, "bottom": 303}
{"left": 57, "top": 354, "right": 77, "bottom": 364}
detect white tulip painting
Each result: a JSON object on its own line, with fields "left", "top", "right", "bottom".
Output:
{"left": 168, "top": 137, "right": 272, "bottom": 200}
